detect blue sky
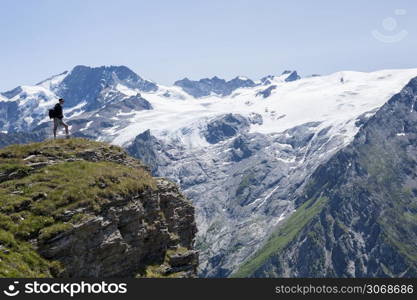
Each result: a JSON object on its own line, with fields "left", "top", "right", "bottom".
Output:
{"left": 0, "top": 0, "right": 416, "bottom": 91}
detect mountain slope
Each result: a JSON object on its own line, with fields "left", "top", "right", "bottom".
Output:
{"left": 2, "top": 66, "right": 417, "bottom": 277}
{"left": 0, "top": 138, "right": 198, "bottom": 277}
{"left": 233, "top": 77, "right": 417, "bottom": 278}
{"left": 119, "top": 68, "right": 417, "bottom": 277}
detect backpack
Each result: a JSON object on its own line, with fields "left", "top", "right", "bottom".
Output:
{"left": 48, "top": 108, "right": 56, "bottom": 119}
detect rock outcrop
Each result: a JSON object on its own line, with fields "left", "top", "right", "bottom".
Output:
{"left": 0, "top": 138, "right": 198, "bottom": 278}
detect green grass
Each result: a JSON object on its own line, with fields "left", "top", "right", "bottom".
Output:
{"left": 0, "top": 229, "right": 53, "bottom": 277}
{"left": 15, "top": 215, "right": 55, "bottom": 239}
{"left": 140, "top": 247, "right": 191, "bottom": 278}
{"left": 236, "top": 173, "right": 253, "bottom": 196}
{"left": 0, "top": 163, "right": 31, "bottom": 176}
{"left": 358, "top": 141, "right": 417, "bottom": 269}
{"left": 0, "top": 138, "right": 155, "bottom": 277}
{"left": 0, "top": 160, "right": 155, "bottom": 216}
{"left": 231, "top": 196, "right": 328, "bottom": 278}
{"left": 39, "top": 223, "right": 74, "bottom": 241}
{"left": 0, "top": 138, "right": 122, "bottom": 160}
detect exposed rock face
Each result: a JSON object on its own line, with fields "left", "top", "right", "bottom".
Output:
{"left": 256, "top": 85, "right": 277, "bottom": 98}
{"left": 284, "top": 71, "right": 301, "bottom": 82}
{"left": 126, "top": 130, "right": 169, "bottom": 175}
{"left": 174, "top": 76, "right": 256, "bottom": 98}
{"left": 260, "top": 71, "right": 300, "bottom": 85}
{"left": 0, "top": 101, "right": 19, "bottom": 131}
{"left": 234, "top": 77, "right": 417, "bottom": 278}
{"left": 56, "top": 65, "right": 158, "bottom": 109}
{"left": 0, "top": 139, "right": 197, "bottom": 278}
{"left": 127, "top": 115, "right": 355, "bottom": 277}
{"left": 204, "top": 113, "right": 251, "bottom": 144}
{"left": 39, "top": 179, "right": 197, "bottom": 277}
{"left": 66, "top": 92, "right": 153, "bottom": 140}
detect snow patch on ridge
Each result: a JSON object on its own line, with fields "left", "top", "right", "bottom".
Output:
{"left": 37, "top": 72, "right": 68, "bottom": 90}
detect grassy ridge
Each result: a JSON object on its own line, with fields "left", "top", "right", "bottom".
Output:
{"left": 232, "top": 196, "right": 328, "bottom": 278}
{"left": 0, "top": 138, "right": 155, "bottom": 277}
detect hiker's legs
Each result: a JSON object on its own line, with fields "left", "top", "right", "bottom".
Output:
{"left": 53, "top": 118, "right": 58, "bottom": 139}
{"left": 53, "top": 118, "right": 69, "bottom": 138}
{"left": 61, "top": 120, "right": 69, "bottom": 137}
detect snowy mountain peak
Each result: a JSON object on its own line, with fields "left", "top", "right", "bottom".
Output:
{"left": 230, "top": 76, "right": 254, "bottom": 83}
{"left": 1, "top": 86, "right": 23, "bottom": 99}
{"left": 56, "top": 65, "right": 158, "bottom": 109}
{"left": 260, "top": 75, "right": 274, "bottom": 85}
{"left": 284, "top": 70, "right": 300, "bottom": 82}
{"left": 106, "top": 68, "right": 417, "bottom": 149}
{"left": 2, "top": 66, "right": 417, "bottom": 142}
{"left": 174, "top": 75, "right": 256, "bottom": 98}
{"left": 36, "top": 71, "right": 68, "bottom": 90}
{"left": 0, "top": 65, "right": 160, "bottom": 132}
{"left": 260, "top": 70, "right": 300, "bottom": 85}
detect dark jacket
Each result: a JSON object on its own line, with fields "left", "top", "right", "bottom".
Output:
{"left": 54, "top": 103, "right": 63, "bottom": 119}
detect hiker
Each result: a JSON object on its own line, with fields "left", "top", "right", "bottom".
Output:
{"left": 340, "top": 77, "right": 345, "bottom": 84}
{"left": 50, "top": 98, "right": 69, "bottom": 139}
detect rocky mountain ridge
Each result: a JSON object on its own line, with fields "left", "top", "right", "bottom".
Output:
{"left": 234, "top": 77, "right": 417, "bottom": 277}
{"left": 0, "top": 138, "right": 198, "bottom": 277}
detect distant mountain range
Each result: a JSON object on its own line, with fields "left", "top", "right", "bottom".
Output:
{"left": 1, "top": 65, "right": 417, "bottom": 277}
